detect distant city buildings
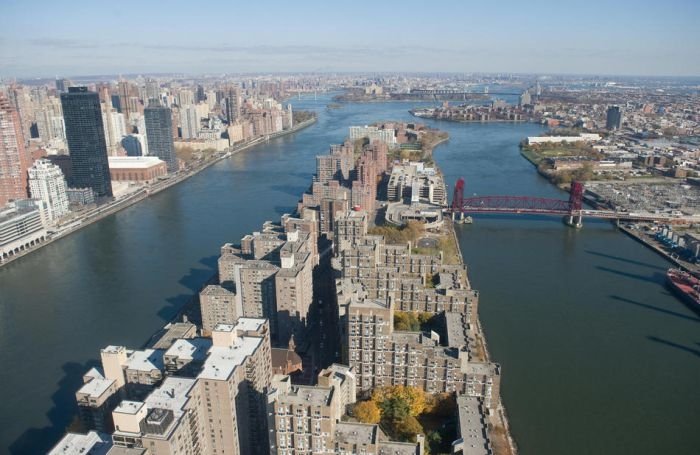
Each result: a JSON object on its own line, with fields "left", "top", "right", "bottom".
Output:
{"left": 60, "top": 87, "right": 113, "bottom": 198}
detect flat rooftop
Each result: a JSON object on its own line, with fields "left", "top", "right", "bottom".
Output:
{"left": 49, "top": 431, "right": 112, "bottom": 455}
{"left": 280, "top": 385, "right": 334, "bottom": 407}
{"left": 456, "top": 395, "right": 491, "bottom": 455}
{"left": 108, "top": 156, "right": 165, "bottom": 169}
{"left": 198, "top": 336, "right": 262, "bottom": 380}
{"left": 144, "top": 377, "right": 196, "bottom": 421}
{"left": 124, "top": 349, "right": 164, "bottom": 372}
{"left": 165, "top": 338, "right": 212, "bottom": 362}
{"left": 335, "top": 422, "right": 377, "bottom": 446}
{"left": 114, "top": 400, "right": 145, "bottom": 415}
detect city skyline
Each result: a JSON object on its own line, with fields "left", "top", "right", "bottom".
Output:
{"left": 1, "top": 0, "right": 699, "bottom": 78}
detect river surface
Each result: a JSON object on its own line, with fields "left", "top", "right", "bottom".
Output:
{"left": 0, "top": 94, "right": 698, "bottom": 454}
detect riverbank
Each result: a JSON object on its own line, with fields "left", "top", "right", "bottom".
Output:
{"left": 449, "top": 219, "right": 518, "bottom": 455}
{"left": 0, "top": 116, "right": 316, "bottom": 269}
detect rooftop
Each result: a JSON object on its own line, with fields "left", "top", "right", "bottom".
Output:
{"left": 108, "top": 156, "right": 165, "bottom": 169}
{"left": 335, "top": 422, "right": 377, "bottom": 446}
{"left": 114, "top": 400, "right": 145, "bottom": 416}
{"left": 455, "top": 395, "right": 491, "bottom": 455}
{"left": 144, "top": 377, "right": 196, "bottom": 420}
{"left": 280, "top": 385, "right": 334, "bottom": 407}
{"left": 124, "top": 349, "right": 164, "bottom": 372}
{"left": 198, "top": 336, "right": 262, "bottom": 380}
{"left": 48, "top": 431, "right": 112, "bottom": 455}
{"left": 165, "top": 338, "right": 212, "bottom": 362}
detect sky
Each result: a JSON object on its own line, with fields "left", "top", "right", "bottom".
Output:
{"left": 1, "top": 0, "right": 699, "bottom": 78}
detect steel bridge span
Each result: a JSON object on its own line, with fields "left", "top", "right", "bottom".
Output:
{"left": 448, "top": 178, "right": 697, "bottom": 226}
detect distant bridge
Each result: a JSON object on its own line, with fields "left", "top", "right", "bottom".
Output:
{"left": 410, "top": 89, "right": 521, "bottom": 96}
{"left": 448, "top": 179, "right": 696, "bottom": 226}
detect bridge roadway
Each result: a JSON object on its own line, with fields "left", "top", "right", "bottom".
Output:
{"left": 448, "top": 206, "right": 698, "bottom": 224}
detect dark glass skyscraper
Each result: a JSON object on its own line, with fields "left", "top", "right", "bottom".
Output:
{"left": 606, "top": 105, "right": 622, "bottom": 130}
{"left": 60, "top": 87, "right": 113, "bottom": 198}
{"left": 144, "top": 101, "right": 177, "bottom": 172}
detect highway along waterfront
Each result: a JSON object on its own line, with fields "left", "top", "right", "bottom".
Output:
{"left": 1, "top": 94, "right": 699, "bottom": 454}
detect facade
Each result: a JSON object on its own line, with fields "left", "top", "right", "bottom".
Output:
{"left": 180, "top": 105, "right": 199, "bottom": 140}
{"left": 60, "top": 87, "right": 113, "bottom": 197}
{"left": 343, "top": 299, "right": 500, "bottom": 406}
{"left": 348, "top": 126, "right": 397, "bottom": 147}
{"left": 28, "top": 159, "right": 70, "bottom": 223}
{"left": 199, "top": 284, "right": 239, "bottom": 335}
{"left": 217, "top": 223, "right": 317, "bottom": 345}
{"left": 0, "top": 93, "right": 30, "bottom": 206}
{"left": 606, "top": 105, "right": 622, "bottom": 130}
{"left": 144, "top": 102, "right": 177, "bottom": 172}
{"left": 0, "top": 201, "right": 47, "bottom": 263}
{"left": 108, "top": 156, "right": 167, "bottom": 183}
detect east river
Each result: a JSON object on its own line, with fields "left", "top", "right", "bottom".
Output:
{"left": 1, "top": 94, "right": 698, "bottom": 454}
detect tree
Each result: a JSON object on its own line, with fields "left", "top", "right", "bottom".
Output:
{"left": 394, "top": 415, "right": 424, "bottom": 442}
{"left": 372, "top": 385, "right": 427, "bottom": 417}
{"left": 353, "top": 400, "right": 381, "bottom": 424}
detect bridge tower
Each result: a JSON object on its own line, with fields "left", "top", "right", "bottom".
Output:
{"left": 451, "top": 178, "right": 465, "bottom": 221}
{"left": 565, "top": 181, "right": 584, "bottom": 228}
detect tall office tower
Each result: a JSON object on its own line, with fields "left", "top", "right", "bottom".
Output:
{"left": 55, "top": 78, "right": 70, "bottom": 93}
{"left": 224, "top": 86, "right": 241, "bottom": 124}
{"left": 180, "top": 105, "right": 199, "bottom": 139}
{"left": 606, "top": 105, "right": 622, "bottom": 130}
{"left": 196, "top": 85, "right": 205, "bottom": 103}
{"left": 28, "top": 159, "right": 70, "bottom": 222}
{"left": 144, "top": 78, "right": 160, "bottom": 103}
{"left": 60, "top": 87, "right": 113, "bottom": 198}
{"left": 0, "top": 94, "right": 30, "bottom": 206}
{"left": 144, "top": 101, "right": 177, "bottom": 172}
{"left": 117, "top": 80, "right": 132, "bottom": 117}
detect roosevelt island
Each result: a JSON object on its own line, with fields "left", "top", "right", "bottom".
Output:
{"left": 48, "top": 122, "right": 508, "bottom": 455}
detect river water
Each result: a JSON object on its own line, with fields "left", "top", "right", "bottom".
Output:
{"left": 0, "top": 94, "right": 697, "bottom": 454}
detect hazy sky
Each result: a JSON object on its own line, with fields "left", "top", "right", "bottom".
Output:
{"left": 1, "top": 0, "right": 699, "bottom": 77}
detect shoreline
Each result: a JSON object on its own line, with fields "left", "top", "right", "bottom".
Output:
{"left": 0, "top": 116, "right": 317, "bottom": 269}
{"left": 450, "top": 219, "right": 518, "bottom": 455}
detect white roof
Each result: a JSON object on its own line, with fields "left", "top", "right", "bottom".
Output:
{"left": 199, "top": 336, "right": 262, "bottom": 380}
{"left": 77, "top": 376, "right": 115, "bottom": 398}
{"left": 114, "top": 400, "right": 145, "bottom": 415}
{"left": 108, "top": 156, "right": 165, "bottom": 169}
{"left": 164, "top": 338, "right": 212, "bottom": 361}
{"left": 124, "top": 349, "right": 164, "bottom": 372}
{"left": 49, "top": 431, "right": 111, "bottom": 455}
{"left": 144, "top": 377, "right": 196, "bottom": 418}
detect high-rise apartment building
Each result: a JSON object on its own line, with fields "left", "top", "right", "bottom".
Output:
{"left": 0, "top": 94, "right": 30, "bottom": 206}
{"left": 180, "top": 105, "right": 199, "bottom": 140}
{"left": 606, "top": 105, "right": 622, "bottom": 130}
{"left": 28, "top": 159, "right": 70, "bottom": 223}
{"left": 144, "top": 101, "right": 177, "bottom": 172}
{"left": 60, "top": 87, "right": 113, "bottom": 198}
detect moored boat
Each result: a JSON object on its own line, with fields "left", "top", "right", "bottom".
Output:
{"left": 666, "top": 268, "right": 700, "bottom": 312}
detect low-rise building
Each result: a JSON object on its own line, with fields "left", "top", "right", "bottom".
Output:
{"left": 108, "top": 156, "right": 167, "bottom": 183}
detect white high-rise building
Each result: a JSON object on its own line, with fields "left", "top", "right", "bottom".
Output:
{"left": 28, "top": 159, "right": 69, "bottom": 223}
{"left": 180, "top": 105, "right": 200, "bottom": 139}
{"left": 178, "top": 89, "right": 195, "bottom": 107}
